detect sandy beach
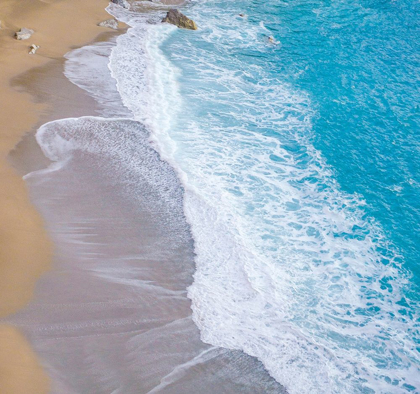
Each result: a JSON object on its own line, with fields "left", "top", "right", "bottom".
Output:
{"left": 0, "top": 0, "right": 414, "bottom": 392}
{"left": 0, "top": 1, "right": 116, "bottom": 392}
{"left": 0, "top": 0, "right": 287, "bottom": 391}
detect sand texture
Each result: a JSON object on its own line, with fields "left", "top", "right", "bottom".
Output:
{"left": 0, "top": 0, "right": 114, "bottom": 392}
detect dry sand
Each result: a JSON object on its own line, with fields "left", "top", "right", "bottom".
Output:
{"left": 0, "top": 0, "right": 117, "bottom": 392}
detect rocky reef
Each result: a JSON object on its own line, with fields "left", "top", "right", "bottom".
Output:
{"left": 162, "top": 9, "right": 197, "bottom": 30}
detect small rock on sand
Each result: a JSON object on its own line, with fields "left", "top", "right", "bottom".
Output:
{"left": 162, "top": 9, "right": 197, "bottom": 30}
{"left": 29, "top": 44, "right": 40, "bottom": 55}
{"left": 98, "top": 19, "right": 119, "bottom": 30}
{"left": 15, "top": 28, "right": 34, "bottom": 40}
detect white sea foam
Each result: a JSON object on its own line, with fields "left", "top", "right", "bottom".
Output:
{"left": 34, "top": 116, "right": 185, "bottom": 217}
{"left": 64, "top": 39, "right": 130, "bottom": 118}
{"left": 104, "top": 5, "right": 419, "bottom": 394}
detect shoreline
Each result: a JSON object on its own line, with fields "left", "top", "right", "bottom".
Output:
{"left": 0, "top": 1, "right": 121, "bottom": 392}
{"left": 2, "top": 2, "right": 287, "bottom": 392}
{"left": 0, "top": 0, "right": 416, "bottom": 392}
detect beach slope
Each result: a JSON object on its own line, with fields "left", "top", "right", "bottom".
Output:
{"left": 0, "top": 1, "right": 112, "bottom": 392}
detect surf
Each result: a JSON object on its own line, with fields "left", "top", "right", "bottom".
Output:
{"left": 104, "top": 1, "right": 420, "bottom": 392}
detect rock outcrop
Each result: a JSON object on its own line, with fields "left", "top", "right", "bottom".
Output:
{"left": 29, "top": 44, "right": 40, "bottom": 55}
{"left": 111, "top": 0, "right": 130, "bottom": 9}
{"left": 162, "top": 9, "right": 197, "bottom": 30}
{"left": 15, "top": 28, "right": 34, "bottom": 40}
{"left": 98, "top": 19, "right": 119, "bottom": 30}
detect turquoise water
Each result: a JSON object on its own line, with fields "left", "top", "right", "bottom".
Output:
{"left": 272, "top": 0, "right": 420, "bottom": 280}
{"left": 108, "top": 0, "right": 419, "bottom": 392}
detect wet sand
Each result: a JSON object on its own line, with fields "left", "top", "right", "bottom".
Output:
{"left": 1, "top": 1, "right": 286, "bottom": 392}
{"left": 0, "top": 0, "right": 119, "bottom": 392}
{"left": 9, "top": 113, "right": 285, "bottom": 393}
{"left": 3, "top": 14, "right": 285, "bottom": 393}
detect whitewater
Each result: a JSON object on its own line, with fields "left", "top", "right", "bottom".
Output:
{"left": 34, "top": 0, "right": 420, "bottom": 393}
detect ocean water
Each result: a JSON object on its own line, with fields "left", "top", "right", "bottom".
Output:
{"left": 35, "top": 0, "right": 420, "bottom": 392}
{"left": 104, "top": 0, "right": 420, "bottom": 393}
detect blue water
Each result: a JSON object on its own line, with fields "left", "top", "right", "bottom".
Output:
{"left": 107, "top": 0, "right": 419, "bottom": 392}
{"left": 272, "top": 0, "right": 420, "bottom": 280}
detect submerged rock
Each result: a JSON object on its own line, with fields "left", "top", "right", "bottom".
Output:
{"left": 29, "top": 44, "right": 40, "bottom": 55}
{"left": 162, "top": 9, "right": 197, "bottom": 30}
{"left": 98, "top": 19, "right": 119, "bottom": 30}
{"left": 15, "top": 28, "right": 34, "bottom": 40}
{"left": 111, "top": 0, "right": 130, "bottom": 9}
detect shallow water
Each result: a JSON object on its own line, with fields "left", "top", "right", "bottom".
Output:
{"left": 104, "top": 0, "right": 419, "bottom": 392}
{"left": 21, "top": 116, "right": 282, "bottom": 393}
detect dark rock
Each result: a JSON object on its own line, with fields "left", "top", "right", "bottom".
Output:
{"left": 162, "top": 9, "right": 197, "bottom": 30}
{"left": 111, "top": 0, "right": 130, "bottom": 9}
